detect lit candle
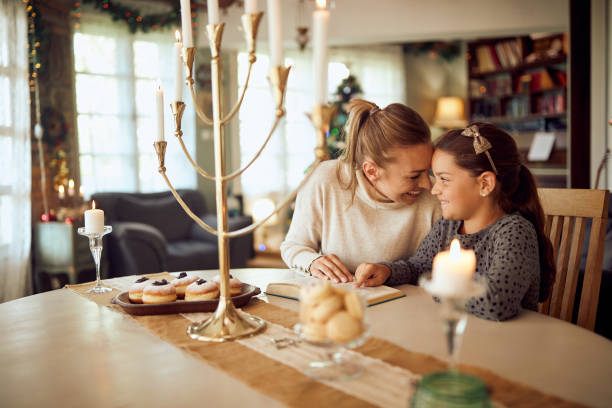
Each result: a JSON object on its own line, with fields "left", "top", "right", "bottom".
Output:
{"left": 84, "top": 201, "right": 104, "bottom": 234}
{"left": 245, "top": 0, "right": 258, "bottom": 14}
{"left": 58, "top": 185, "right": 65, "bottom": 200}
{"left": 266, "top": 0, "right": 283, "bottom": 67}
{"left": 79, "top": 185, "right": 84, "bottom": 199}
{"left": 313, "top": 0, "right": 330, "bottom": 105}
{"left": 156, "top": 83, "right": 164, "bottom": 142}
{"left": 180, "top": 0, "right": 194, "bottom": 48}
{"left": 67, "top": 179, "right": 75, "bottom": 197}
{"left": 174, "top": 30, "right": 183, "bottom": 102}
{"left": 207, "top": 0, "right": 219, "bottom": 25}
{"left": 432, "top": 239, "right": 476, "bottom": 295}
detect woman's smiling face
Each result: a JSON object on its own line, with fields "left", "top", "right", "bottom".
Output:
{"left": 430, "top": 149, "right": 483, "bottom": 220}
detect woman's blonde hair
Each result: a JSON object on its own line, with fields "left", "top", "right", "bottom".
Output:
{"left": 337, "top": 98, "right": 431, "bottom": 193}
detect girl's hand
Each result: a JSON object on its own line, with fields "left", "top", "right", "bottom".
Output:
{"left": 309, "top": 254, "right": 353, "bottom": 283}
{"left": 355, "top": 263, "right": 391, "bottom": 287}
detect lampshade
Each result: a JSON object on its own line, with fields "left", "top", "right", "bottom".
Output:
{"left": 434, "top": 97, "right": 467, "bottom": 128}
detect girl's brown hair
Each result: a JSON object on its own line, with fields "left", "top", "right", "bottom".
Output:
{"left": 436, "top": 122, "right": 555, "bottom": 302}
{"left": 337, "top": 98, "right": 431, "bottom": 193}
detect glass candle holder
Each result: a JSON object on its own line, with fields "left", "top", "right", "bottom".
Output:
{"left": 77, "top": 226, "right": 112, "bottom": 294}
{"left": 416, "top": 273, "right": 491, "bottom": 407}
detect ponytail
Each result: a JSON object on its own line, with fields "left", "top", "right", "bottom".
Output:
{"left": 501, "top": 165, "right": 556, "bottom": 302}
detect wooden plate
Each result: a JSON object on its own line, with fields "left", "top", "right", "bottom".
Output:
{"left": 111, "top": 284, "right": 261, "bottom": 316}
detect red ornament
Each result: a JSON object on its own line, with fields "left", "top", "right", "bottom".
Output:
{"left": 136, "top": 16, "right": 142, "bottom": 22}
{"left": 65, "top": 217, "right": 73, "bottom": 224}
{"left": 152, "top": 24, "right": 157, "bottom": 30}
{"left": 74, "top": 2, "right": 80, "bottom": 7}
{"left": 103, "top": 3, "right": 108, "bottom": 9}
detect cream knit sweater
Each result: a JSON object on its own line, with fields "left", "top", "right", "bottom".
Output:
{"left": 280, "top": 160, "right": 442, "bottom": 274}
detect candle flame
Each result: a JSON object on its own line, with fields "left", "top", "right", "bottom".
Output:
{"left": 58, "top": 185, "right": 65, "bottom": 193}
{"left": 175, "top": 30, "right": 181, "bottom": 43}
{"left": 68, "top": 179, "right": 74, "bottom": 188}
{"left": 92, "top": 200, "right": 96, "bottom": 210}
{"left": 315, "top": 0, "right": 326, "bottom": 8}
{"left": 450, "top": 239, "right": 461, "bottom": 261}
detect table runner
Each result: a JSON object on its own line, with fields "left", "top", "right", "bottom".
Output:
{"left": 66, "top": 276, "right": 584, "bottom": 408}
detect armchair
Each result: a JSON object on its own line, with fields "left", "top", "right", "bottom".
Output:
{"left": 92, "top": 189, "right": 254, "bottom": 277}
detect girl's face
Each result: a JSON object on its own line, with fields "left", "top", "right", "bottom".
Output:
{"left": 368, "top": 143, "right": 434, "bottom": 205}
{"left": 430, "top": 149, "right": 483, "bottom": 220}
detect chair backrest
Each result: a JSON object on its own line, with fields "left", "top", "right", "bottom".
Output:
{"left": 538, "top": 188, "right": 609, "bottom": 330}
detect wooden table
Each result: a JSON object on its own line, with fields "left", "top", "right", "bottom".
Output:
{"left": 1, "top": 268, "right": 611, "bottom": 407}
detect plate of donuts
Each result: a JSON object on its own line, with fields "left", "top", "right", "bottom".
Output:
{"left": 111, "top": 274, "right": 261, "bottom": 316}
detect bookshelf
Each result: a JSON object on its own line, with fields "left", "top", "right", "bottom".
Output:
{"left": 467, "top": 33, "right": 568, "bottom": 187}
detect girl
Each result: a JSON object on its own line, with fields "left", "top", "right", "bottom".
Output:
{"left": 281, "top": 99, "right": 442, "bottom": 282}
{"left": 355, "top": 123, "right": 555, "bottom": 321}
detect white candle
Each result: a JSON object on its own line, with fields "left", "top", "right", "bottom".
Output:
{"left": 67, "top": 179, "right": 75, "bottom": 197}
{"left": 58, "top": 185, "right": 65, "bottom": 200}
{"left": 174, "top": 30, "right": 183, "bottom": 102}
{"left": 313, "top": 0, "right": 330, "bottom": 104}
{"left": 34, "top": 123, "right": 43, "bottom": 139}
{"left": 207, "top": 0, "right": 219, "bottom": 25}
{"left": 266, "top": 0, "right": 283, "bottom": 67}
{"left": 156, "top": 83, "right": 164, "bottom": 142}
{"left": 180, "top": 0, "right": 194, "bottom": 48}
{"left": 84, "top": 201, "right": 104, "bottom": 234}
{"left": 432, "top": 239, "right": 476, "bottom": 295}
{"left": 245, "top": 0, "right": 258, "bottom": 14}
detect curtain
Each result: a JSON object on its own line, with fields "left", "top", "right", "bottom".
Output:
{"left": 0, "top": 0, "right": 31, "bottom": 302}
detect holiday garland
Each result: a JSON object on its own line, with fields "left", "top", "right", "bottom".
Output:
{"left": 74, "top": 0, "right": 198, "bottom": 34}
{"left": 25, "top": 0, "right": 46, "bottom": 91}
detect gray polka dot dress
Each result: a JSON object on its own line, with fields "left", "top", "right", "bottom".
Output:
{"left": 383, "top": 213, "right": 540, "bottom": 321}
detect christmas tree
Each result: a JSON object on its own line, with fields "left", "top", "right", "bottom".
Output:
{"left": 326, "top": 75, "right": 362, "bottom": 159}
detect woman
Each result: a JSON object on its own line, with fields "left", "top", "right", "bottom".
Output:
{"left": 355, "top": 123, "right": 555, "bottom": 321}
{"left": 281, "top": 99, "right": 442, "bottom": 282}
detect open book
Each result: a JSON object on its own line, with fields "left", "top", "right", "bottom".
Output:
{"left": 265, "top": 276, "right": 405, "bottom": 306}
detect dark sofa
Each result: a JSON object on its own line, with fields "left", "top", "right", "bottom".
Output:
{"left": 92, "top": 189, "right": 253, "bottom": 277}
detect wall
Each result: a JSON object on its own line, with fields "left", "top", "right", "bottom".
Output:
{"left": 197, "top": 0, "right": 569, "bottom": 49}
{"left": 30, "top": 1, "right": 79, "bottom": 221}
{"left": 403, "top": 44, "right": 467, "bottom": 127}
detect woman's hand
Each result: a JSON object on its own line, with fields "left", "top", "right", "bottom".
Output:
{"left": 354, "top": 263, "right": 391, "bottom": 287}
{"left": 309, "top": 254, "right": 353, "bottom": 283}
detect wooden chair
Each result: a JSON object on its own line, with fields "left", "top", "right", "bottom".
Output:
{"left": 538, "top": 188, "right": 609, "bottom": 330}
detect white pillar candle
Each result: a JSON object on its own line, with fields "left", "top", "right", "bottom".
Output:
{"left": 84, "top": 201, "right": 104, "bottom": 234}
{"left": 432, "top": 239, "right": 476, "bottom": 295}
{"left": 58, "top": 185, "right": 65, "bottom": 200}
{"left": 245, "top": 0, "right": 258, "bottom": 14}
{"left": 180, "top": 0, "right": 194, "bottom": 48}
{"left": 313, "top": 0, "right": 330, "bottom": 105}
{"left": 174, "top": 30, "right": 183, "bottom": 102}
{"left": 67, "top": 179, "right": 75, "bottom": 197}
{"left": 207, "top": 0, "right": 219, "bottom": 24}
{"left": 266, "top": 0, "right": 283, "bottom": 67}
{"left": 156, "top": 83, "right": 164, "bottom": 142}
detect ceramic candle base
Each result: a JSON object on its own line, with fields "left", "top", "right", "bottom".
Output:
{"left": 77, "top": 226, "right": 112, "bottom": 294}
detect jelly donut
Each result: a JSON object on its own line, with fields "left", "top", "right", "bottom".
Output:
{"left": 142, "top": 279, "right": 177, "bottom": 304}
{"left": 128, "top": 276, "right": 150, "bottom": 304}
{"left": 171, "top": 272, "right": 199, "bottom": 299}
{"left": 185, "top": 279, "right": 220, "bottom": 301}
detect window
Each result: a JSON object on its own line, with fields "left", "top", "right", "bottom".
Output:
{"left": 236, "top": 46, "right": 406, "bottom": 201}
{"left": 74, "top": 18, "right": 196, "bottom": 197}
{"left": 0, "top": 0, "right": 31, "bottom": 301}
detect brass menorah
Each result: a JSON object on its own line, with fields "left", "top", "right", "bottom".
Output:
{"left": 153, "top": 12, "right": 335, "bottom": 342}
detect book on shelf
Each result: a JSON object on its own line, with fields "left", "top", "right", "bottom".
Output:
{"left": 265, "top": 276, "right": 406, "bottom": 307}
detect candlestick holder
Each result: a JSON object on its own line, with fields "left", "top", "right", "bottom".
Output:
{"left": 154, "top": 13, "right": 334, "bottom": 342}
{"left": 414, "top": 274, "right": 490, "bottom": 407}
{"left": 77, "top": 226, "right": 112, "bottom": 294}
